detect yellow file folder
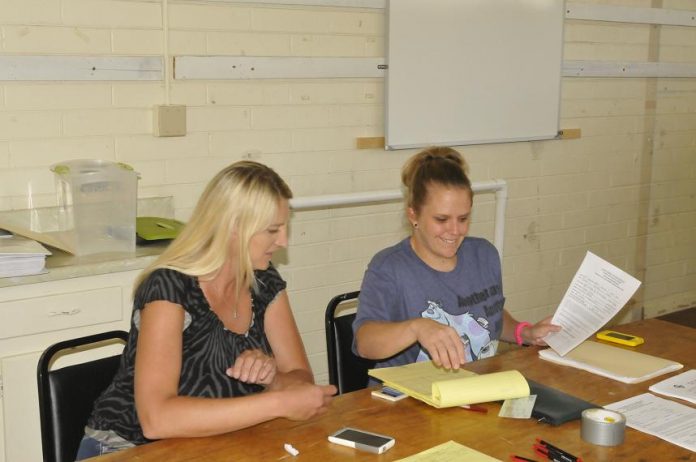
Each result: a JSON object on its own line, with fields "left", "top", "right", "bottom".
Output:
{"left": 539, "top": 340, "right": 683, "bottom": 384}
{"left": 368, "top": 361, "right": 529, "bottom": 408}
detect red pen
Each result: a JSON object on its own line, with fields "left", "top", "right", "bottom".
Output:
{"left": 460, "top": 404, "right": 488, "bottom": 413}
{"left": 533, "top": 443, "right": 551, "bottom": 459}
{"left": 534, "top": 440, "right": 583, "bottom": 462}
{"left": 534, "top": 444, "right": 570, "bottom": 462}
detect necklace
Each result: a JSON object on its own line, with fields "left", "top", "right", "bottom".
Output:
{"left": 232, "top": 289, "right": 254, "bottom": 319}
{"left": 200, "top": 279, "right": 244, "bottom": 320}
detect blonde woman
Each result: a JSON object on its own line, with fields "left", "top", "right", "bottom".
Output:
{"left": 76, "top": 161, "right": 335, "bottom": 459}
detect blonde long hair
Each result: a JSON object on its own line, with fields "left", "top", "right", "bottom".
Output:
{"left": 134, "top": 161, "right": 292, "bottom": 295}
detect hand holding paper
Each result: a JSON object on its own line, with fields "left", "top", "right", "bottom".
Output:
{"left": 543, "top": 251, "right": 641, "bottom": 356}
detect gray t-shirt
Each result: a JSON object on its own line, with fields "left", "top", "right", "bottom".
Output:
{"left": 353, "top": 237, "right": 505, "bottom": 369}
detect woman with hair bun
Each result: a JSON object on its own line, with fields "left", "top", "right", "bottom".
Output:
{"left": 76, "top": 161, "right": 336, "bottom": 459}
{"left": 353, "top": 147, "right": 560, "bottom": 373}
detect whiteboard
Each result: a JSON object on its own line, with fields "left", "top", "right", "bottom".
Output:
{"left": 385, "top": 0, "right": 565, "bottom": 149}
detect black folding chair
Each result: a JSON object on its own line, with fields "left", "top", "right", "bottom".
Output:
{"left": 37, "top": 330, "right": 128, "bottom": 462}
{"left": 324, "top": 291, "right": 376, "bottom": 394}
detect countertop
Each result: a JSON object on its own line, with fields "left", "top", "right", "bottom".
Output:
{"left": 0, "top": 241, "right": 170, "bottom": 289}
{"left": 0, "top": 196, "right": 175, "bottom": 289}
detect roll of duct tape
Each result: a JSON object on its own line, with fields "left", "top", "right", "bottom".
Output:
{"left": 581, "top": 408, "right": 626, "bottom": 446}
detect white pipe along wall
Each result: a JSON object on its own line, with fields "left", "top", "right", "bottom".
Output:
{"left": 290, "top": 180, "right": 508, "bottom": 261}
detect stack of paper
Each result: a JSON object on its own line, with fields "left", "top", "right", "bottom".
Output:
{"left": 648, "top": 369, "right": 696, "bottom": 405}
{"left": 0, "top": 234, "right": 51, "bottom": 278}
{"left": 538, "top": 340, "right": 683, "bottom": 384}
{"left": 606, "top": 393, "right": 696, "bottom": 452}
{"left": 368, "top": 361, "right": 529, "bottom": 408}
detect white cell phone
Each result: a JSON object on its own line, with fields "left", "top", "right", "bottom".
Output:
{"left": 371, "top": 386, "right": 408, "bottom": 402}
{"left": 328, "top": 427, "right": 395, "bottom": 454}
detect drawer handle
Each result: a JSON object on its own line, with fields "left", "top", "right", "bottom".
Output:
{"left": 48, "top": 309, "right": 82, "bottom": 317}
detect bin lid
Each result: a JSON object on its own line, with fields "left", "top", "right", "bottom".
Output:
{"left": 51, "top": 159, "right": 136, "bottom": 177}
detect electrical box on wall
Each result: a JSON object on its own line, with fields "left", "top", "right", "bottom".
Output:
{"left": 153, "top": 104, "right": 186, "bottom": 137}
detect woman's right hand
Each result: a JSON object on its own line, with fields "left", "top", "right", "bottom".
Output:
{"left": 279, "top": 383, "right": 336, "bottom": 421}
{"left": 226, "top": 349, "right": 277, "bottom": 386}
{"left": 410, "top": 318, "right": 466, "bottom": 370}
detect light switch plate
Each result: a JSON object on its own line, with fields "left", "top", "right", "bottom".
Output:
{"left": 153, "top": 104, "right": 186, "bottom": 137}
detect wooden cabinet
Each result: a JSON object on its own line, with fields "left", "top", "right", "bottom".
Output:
{"left": 0, "top": 270, "right": 140, "bottom": 462}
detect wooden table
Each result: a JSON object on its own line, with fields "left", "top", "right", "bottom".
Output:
{"left": 95, "top": 319, "right": 696, "bottom": 461}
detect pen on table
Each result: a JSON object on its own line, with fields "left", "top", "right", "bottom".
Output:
{"left": 460, "top": 404, "right": 488, "bottom": 413}
{"left": 510, "top": 455, "right": 539, "bottom": 462}
{"left": 533, "top": 441, "right": 582, "bottom": 462}
{"left": 535, "top": 439, "right": 582, "bottom": 462}
{"left": 533, "top": 444, "right": 565, "bottom": 462}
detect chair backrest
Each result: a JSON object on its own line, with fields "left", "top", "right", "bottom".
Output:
{"left": 37, "top": 330, "right": 129, "bottom": 462}
{"left": 325, "top": 291, "right": 376, "bottom": 394}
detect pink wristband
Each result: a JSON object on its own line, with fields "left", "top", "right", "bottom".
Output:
{"left": 515, "top": 321, "right": 532, "bottom": 346}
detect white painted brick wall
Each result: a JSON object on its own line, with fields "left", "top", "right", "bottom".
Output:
{"left": 2, "top": 25, "right": 112, "bottom": 54}
{"left": 62, "top": 109, "right": 150, "bottom": 136}
{"left": 62, "top": 0, "right": 162, "bottom": 29}
{"left": 208, "top": 82, "right": 291, "bottom": 105}
{"left": 206, "top": 31, "right": 291, "bottom": 55}
{"left": 112, "top": 29, "right": 163, "bottom": 54}
{"left": 0, "top": 0, "right": 61, "bottom": 24}
{"left": 0, "top": 142, "right": 10, "bottom": 171}
{"left": 169, "top": 82, "right": 208, "bottom": 106}
{"left": 209, "top": 130, "right": 293, "bottom": 155}
{"left": 0, "top": 0, "right": 695, "bottom": 384}
{"left": 168, "top": 3, "right": 250, "bottom": 31}
{"left": 0, "top": 112, "right": 61, "bottom": 139}
{"left": 5, "top": 84, "right": 111, "bottom": 109}
{"left": 115, "top": 132, "right": 209, "bottom": 161}
{"left": 168, "top": 30, "right": 206, "bottom": 54}
{"left": 187, "top": 106, "right": 251, "bottom": 132}
{"left": 112, "top": 83, "right": 167, "bottom": 108}
{"left": 10, "top": 137, "right": 115, "bottom": 167}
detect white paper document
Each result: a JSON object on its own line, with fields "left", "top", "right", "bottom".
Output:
{"left": 498, "top": 395, "right": 537, "bottom": 419}
{"left": 0, "top": 234, "right": 51, "bottom": 256}
{"left": 649, "top": 369, "right": 696, "bottom": 405}
{"left": 544, "top": 251, "right": 641, "bottom": 356}
{"left": 606, "top": 393, "right": 696, "bottom": 452}
{"left": 0, "top": 235, "right": 51, "bottom": 278}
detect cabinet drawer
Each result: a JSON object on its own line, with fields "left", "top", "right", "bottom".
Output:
{"left": 0, "top": 287, "right": 123, "bottom": 339}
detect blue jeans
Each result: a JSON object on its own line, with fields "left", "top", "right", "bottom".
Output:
{"left": 74, "top": 435, "right": 123, "bottom": 460}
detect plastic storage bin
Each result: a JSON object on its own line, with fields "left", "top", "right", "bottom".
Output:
{"left": 51, "top": 159, "right": 139, "bottom": 256}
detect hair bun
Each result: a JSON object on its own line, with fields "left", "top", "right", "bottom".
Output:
{"left": 401, "top": 146, "right": 472, "bottom": 210}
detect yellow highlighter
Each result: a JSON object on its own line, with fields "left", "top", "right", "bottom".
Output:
{"left": 596, "top": 330, "right": 644, "bottom": 347}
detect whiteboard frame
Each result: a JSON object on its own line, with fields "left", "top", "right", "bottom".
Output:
{"left": 385, "top": 0, "right": 565, "bottom": 150}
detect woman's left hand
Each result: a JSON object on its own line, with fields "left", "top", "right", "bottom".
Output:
{"left": 226, "top": 349, "right": 277, "bottom": 386}
{"left": 522, "top": 316, "right": 562, "bottom": 346}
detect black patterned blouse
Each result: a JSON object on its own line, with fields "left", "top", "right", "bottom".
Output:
{"left": 86, "top": 265, "right": 286, "bottom": 445}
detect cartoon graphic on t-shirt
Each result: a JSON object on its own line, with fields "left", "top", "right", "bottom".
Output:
{"left": 415, "top": 300, "right": 496, "bottom": 363}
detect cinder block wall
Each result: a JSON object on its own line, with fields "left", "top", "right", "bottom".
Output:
{"left": 0, "top": 0, "right": 695, "bottom": 382}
